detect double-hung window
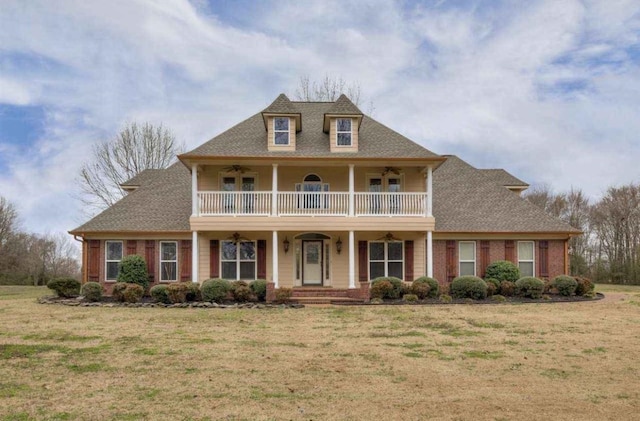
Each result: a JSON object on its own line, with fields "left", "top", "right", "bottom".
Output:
{"left": 105, "top": 241, "right": 123, "bottom": 281}
{"left": 160, "top": 241, "right": 178, "bottom": 282}
{"left": 459, "top": 241, "right": 476, "bottom": 276}
{"left": 274, "top": 117, "right": 290, "bottom": 145}
{"left": 369, "top": 241, "right": 403, "bottom": 279}
{"left": 221, "top": 240, "right": 256, "bottom": 280}
{"left": 336, "top": 118, "right": 352, "bottom": 146}
{"left": 518, "top": 241, "right": 535, "bottom": 277}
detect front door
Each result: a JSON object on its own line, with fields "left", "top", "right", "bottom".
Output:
{"left": 302, "top": 240, "right": 323, "bottom": 285}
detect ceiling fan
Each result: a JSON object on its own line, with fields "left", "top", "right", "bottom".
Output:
{"left": 381, "top": 166, "right": 400, "bottom": 176}
{"left": 227, "top": 232, "right": 250, "bottom": 244}
{"left": 376, "top": 232, "right": 402, "bottom": 242}
{"left": 223, "top": 165, "right": 252, "bottom": 174}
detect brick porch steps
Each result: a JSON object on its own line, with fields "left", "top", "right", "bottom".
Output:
{"left": 291, "top": 287, "right": 351, "bottom": 298}
{"left": 290, "top": 296, "right": 364, "bottom": 305}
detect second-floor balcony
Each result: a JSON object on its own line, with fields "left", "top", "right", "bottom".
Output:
{"left": 197, "top": 191, "right": 429, "bottom": 217}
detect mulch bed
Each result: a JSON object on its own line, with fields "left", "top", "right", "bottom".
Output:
{"left": 37, "top": 296, "right": 303, "bottom": 309}
{"left": 334, "top": 293, "right": 604, "bottom": 305}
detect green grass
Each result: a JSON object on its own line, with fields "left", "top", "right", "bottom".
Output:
{"left": 0, "top": 285, "right": 638, "bottom": 420}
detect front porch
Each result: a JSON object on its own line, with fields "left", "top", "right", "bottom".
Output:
{"left": 190, "top": 230, "right": 435, "bottom": 301}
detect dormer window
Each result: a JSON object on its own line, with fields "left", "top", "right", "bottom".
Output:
{"left": 336, "top": 118, "right": 352, "bottom": 146}
{"left": 274, "top": 117, "right": 290, "bottom": 145}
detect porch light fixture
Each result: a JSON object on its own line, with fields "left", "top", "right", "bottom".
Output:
{"left": 283, "top": 237, "right": 290, "bottom": 253}
{"left": 336, "top": 237, "right": 343, "bottom": 254}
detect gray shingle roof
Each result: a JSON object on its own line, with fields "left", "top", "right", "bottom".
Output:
{"left": 121, "top": 169, "right": 164, "bottom": 188}
{"left": 479, "top": 169, "right": 529, "bottom": 187}
{"left": 70, "top": 163, "right": 191, "bottom": 233}
{"left": 184, "top": 102, "right": 439, "bottom": 159}
{"left": 325, "top": 94, "right": 363, "bottom": 115}
{"left": 71, "top": 96, "right": 577, "bottom": 235}
{"left": 433, "top": 156, "right": 579, "bottom": 233}
{"left": 261, "top": 93, "right": 299, "bottom": 114}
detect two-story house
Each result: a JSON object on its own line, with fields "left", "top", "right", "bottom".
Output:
{"left": 70, "top": 94, "right": 580, "bottom": 302}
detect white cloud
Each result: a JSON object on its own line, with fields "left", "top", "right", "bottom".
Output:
{"left": 0, "top": 0, "right": 639, "bottom": 234}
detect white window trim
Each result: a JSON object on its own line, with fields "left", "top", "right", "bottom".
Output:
{"left": 273, "top": 117, "right": 290, "bottom": 146}
{"left": 105, "top": 240, "right": 123, "bottom": 282}
{"left": 336, "top": 118, "right": 352, "bottom": 147}
{"left": 220, "top": 240, "right": 257, "bottom": 281}
{"left": 159, "top": 241, "right": 178, "bottom": 282}
{"left": 368, "top": 240, "right": 404, "bottom": 280}
{"left": 517, "top": 241, "right": 536, "bottom": 277}
{"left": 458, "top": 241, "right": 476, "bottom": 277}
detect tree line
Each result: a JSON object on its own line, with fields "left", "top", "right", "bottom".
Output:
{"left": 524, "top": 183, "right": 640, "bottom": 284}
{"left": 0, "top": 197, "right": 80, "bottom": 285}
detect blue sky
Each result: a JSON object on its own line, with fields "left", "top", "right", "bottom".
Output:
{"left": 1, "top": 0, "right": 639, "bottom": 235}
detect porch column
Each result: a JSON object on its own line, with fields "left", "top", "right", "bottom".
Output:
{"left": 348, "top": 164, "right": 355, "bottom": 216}
{"left": 192, "top": 231, "right": 199, "bottom": 283}
{"left": 348, "top": 230, "right": 355, "bottom": 289}
{"left": 271, "top": 164, "right": 278, "bottom": 216}
{"left": 272, "top": 230, "right": 279, "bottom": 288}
{"left": 427, "top": 230, "right": 433, "bottom": 278}
{"left": 191, "top": 164, "right": 199, "bottom": 216}
{"left": 426, "top": 165, "right": 433, "bottom": 217}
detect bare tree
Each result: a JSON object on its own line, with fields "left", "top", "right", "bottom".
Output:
{"left": 293, "top": 74, "right": 374, "bottom": 114}
{"left": 0, "top": 196, "right": 18, "bottom": 246}
{"left": 524, "top": 185, "right": 594, "bottom": 276}
{"left": 590, "top": 184, "right": 640, "bottom": 282}
{"left": 79, "top": 122, "right": 183, "bottom": 212}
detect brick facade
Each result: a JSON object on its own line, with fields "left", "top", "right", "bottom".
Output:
{"left": 432, "top": 239, "right": 568, "bottom": 286}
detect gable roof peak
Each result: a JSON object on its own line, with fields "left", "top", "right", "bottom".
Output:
{"left": 326, "top": 94, "right": 363, "bottom": 116}
{"left": 262, "top": 93, "right": 298, "bottom": 114}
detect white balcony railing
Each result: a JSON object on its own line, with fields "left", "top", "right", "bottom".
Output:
{"left": 197, "top": 191, "right": 428, "bottom": 217}
{"left": 278, "top": 192, "right": 349, "bottom": 216}
{"left": 199, "top": 191, "right": 272, "bottom": 216}
{"left": 354, "top": 192, "right": 427, "bottom": 216}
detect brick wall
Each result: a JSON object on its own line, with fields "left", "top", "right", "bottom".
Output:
{"left": 433, "top": 239, "right": 568, "bottom": 285}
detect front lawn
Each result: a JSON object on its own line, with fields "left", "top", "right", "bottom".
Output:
{"left": 0, "top": 285, "right": 638, "bottom": 420}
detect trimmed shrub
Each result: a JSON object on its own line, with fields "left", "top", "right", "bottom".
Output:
{"left": 250, "top": 280, "right": 267, "bottom": 302}
{"left": 451, "top": 276, "right": 487, "bottom": 300}
{"left": 116, "top": 255, "right": 149, "bottom": 291}
{"left": 499, "top": 280, "right": 516, "bottom": 297}
{"left": 80, "top": 282, "right": 102, "bottom": 302}
{"left": 275, "top": 287, "right": 292, "bottom": 304}
{"left": 403, "top": 294, "right": 418, "bottom": 303}
{"left": 150, "top": 285, "right": 171, "bottom": 304}
{"left": 486, "top": 282, "right": 497, "bottom": 297}
{"left": 370, "top": 280, "right": 393, "bottom": 300}
{"left": 490, "top": 294, "right": 506, "bottom": 303}
{"left": 201, "top": 278, "right": 232, "bottom": 303}
{"left": 112, "top": 283, "right": 128, "bottom": 301}
{"left": 553, "top": 275, "right": 578, "bottom": 296}
{"left": 440, "top": 294, "right": 452, "bottom": 303}
{"left": 371, "top": 277, "right": 403, "bottom": 299}
{"left": 583, "top": 290, "right": 596, "bottom": 299}
{"left": 167, "top": 283, "right": 190, "bottom": 303}
{"left": 370, "top": 297, "right": 384, "bottom": 304}
{"left": 47, "top": 278, "right": 81, "bottom": 298}
{"left": 484, "top": 278, "right": 501, "bottom": 291}
{"left": 400, "top": 282, "right": 412, "bottom": 296}
{"left": 231, "top": 281, "right": 252, "bottom": 302}
{"left": 413, "top": 277, "right": 439, "bottom": 298}
{"left": 122, "top": 283, "right": 144, "bottom": 303}
{"left": 186, "top": 282, "right": 201, "bottom": 302}
{"left": 574, "top": 276, "right": 594, "bottom": 296}
{"left": 485, "top": 261, "right": 520, "bottom": 283}
{"left": 515, "top": 277, "right": 545, "bottom": 299}
{"left": 411, "top": 282, "right": 430, "bottom": 299}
